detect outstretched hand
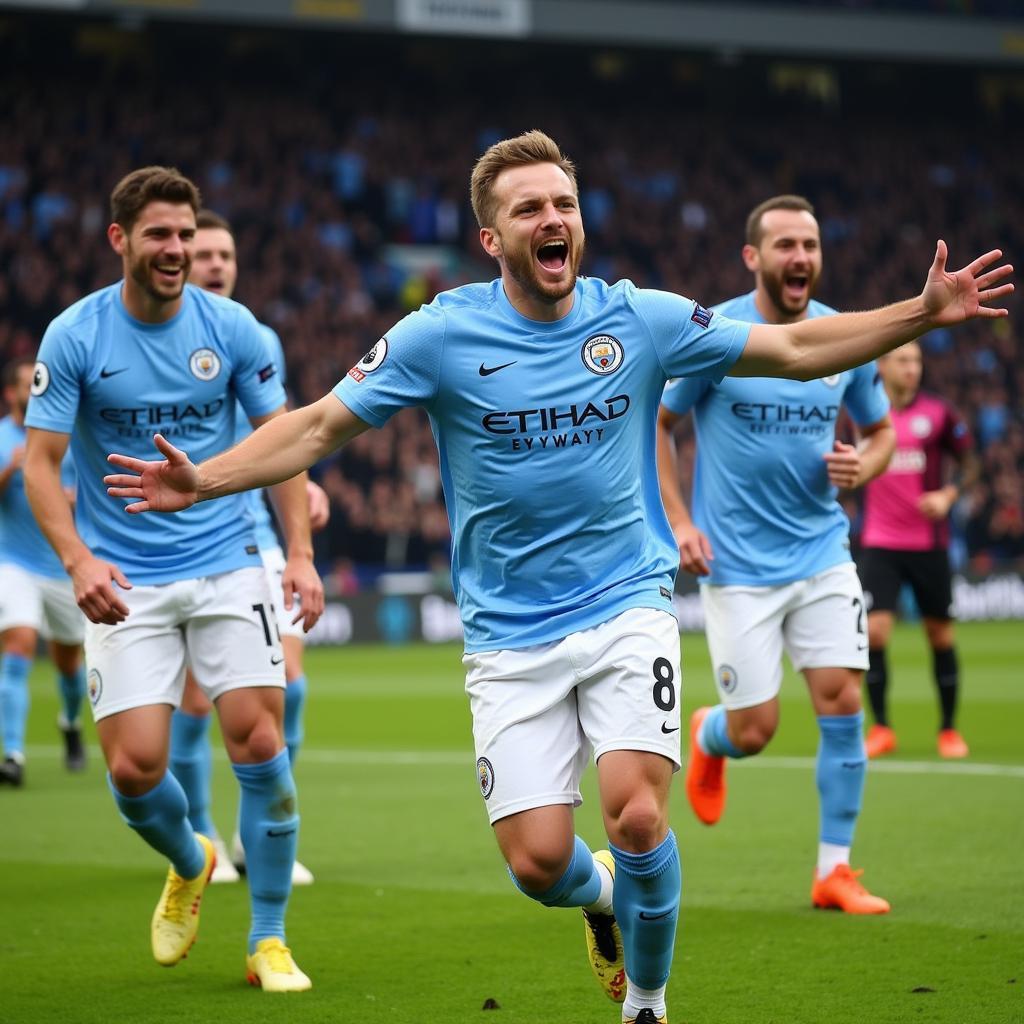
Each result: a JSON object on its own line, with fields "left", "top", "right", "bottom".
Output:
{"left": 105, "top": 433, "right": 200, "bottom": 513}
{"left": 921, "top": 241, "right": 1013, "bottom": 327}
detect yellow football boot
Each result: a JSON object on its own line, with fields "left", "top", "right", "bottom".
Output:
{"left": 151, "top": 833, "right": 216, "bottom": 966}
{"left": 246, "top": 938, "right": 312, "bottom": 992}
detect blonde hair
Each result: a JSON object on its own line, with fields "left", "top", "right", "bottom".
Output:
{"left": 470, "top": 130, "right": 577, "bottom": 228}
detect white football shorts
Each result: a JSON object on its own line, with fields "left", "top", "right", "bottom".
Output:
{"left": 0, "top": 562, "right": 85, "bottom": 645}
{"left": 700, "top": 561, "right": 870, "bottom": 710}
{"left": 463, "top": 606, "right": 682, "bottom": 824}
{"left": 84, "top": 566, "right": 285, "bottom": 721}
{"left": 259, "top": 544, "right": 305, "bottom": 641}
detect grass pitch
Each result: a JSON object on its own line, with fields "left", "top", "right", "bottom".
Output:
{"left": 1, "top": 621, "right": 1021, "bottom": 1023}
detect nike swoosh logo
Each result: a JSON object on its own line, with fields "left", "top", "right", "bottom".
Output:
{"left": 661, "top": 723, "right": 680, "bottom": 734}
{"left": 270, "top": 655, "right": 284, "bottom": 665}
{"left": 856, "top": 643, "right": 867, "bottom": 651}
{"left": 266, "top": 827, "right": 296, "bottom": 838}
{"left": 100, "top": 368, "right": 128, "bottom": 379}
{"left": 479, "top": 361, "right": 517, "bottom": 376}
{"left": 638, "top": 909, "right": 674, "bottom": 921}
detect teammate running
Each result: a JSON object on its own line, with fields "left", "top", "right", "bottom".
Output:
{"left": 657, "top": 195, "right": 895, "bottom": 914}
{"left": 859, "top": 340, "right": 978, "bottom": 759}
{"left": 25, "top": 167, "right": 323, "bottom": 992}
{"left": 0, "top": 357, "right": 86, "bottom": 785}
{"left": 103, "top": 133, "right": 1012, "bottom": 1024}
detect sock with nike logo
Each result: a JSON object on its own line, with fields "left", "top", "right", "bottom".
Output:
{"left": 232, "top": 748, "right": 298, "bottom": 951}
{"left": 815, "top": 711, "right": 865, "bottom": 873}
{"left": 610, "top": 829, "right": 680, "bottom": 1002}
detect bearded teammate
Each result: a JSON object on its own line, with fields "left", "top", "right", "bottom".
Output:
{"left": 104, "top": 134, "right": 1012, "bottom": 1024}
{"left": 657, "top": 195, "right": 895, "bottom": 914}
{"left": 0, "top": 358, "right": 87, "bottom": 785}
{"left": 24, "top": 167, "right": 323, "bottom": 992}
{"left": 859, "top": 340, "right": 978, "bottom": 759}
{"left": 170, "top": 210, "right": 327, "bottom": 886}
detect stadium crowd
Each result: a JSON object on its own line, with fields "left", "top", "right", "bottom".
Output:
{"left": 1, "top": 22, "right": 1021, "bottom": 582}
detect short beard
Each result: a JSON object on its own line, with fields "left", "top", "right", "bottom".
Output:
{"left": 503, "top": 236, "right": 584, "bottom": 307}
{"left": 761, "top": 267, "right": 817, "bottom": 320}
{"left": 126, "top": 244, "right": 186, "bottom": 305}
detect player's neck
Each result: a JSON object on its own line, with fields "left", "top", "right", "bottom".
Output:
{"left": 752, "top": 288, "right": 806, "bottom": 326}
{"left": 501, "top": 274, "right": 576, "bottom": 323}
{"left": 887, "top": 386, "right": 917, "bottom": 411}
{"left": 120, "top": 279, "right": 183, "bottom": 324}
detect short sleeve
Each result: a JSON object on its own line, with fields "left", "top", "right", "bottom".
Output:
{"left": 632, "top": 287, "right": 750, "bottom": 382}
{"left": 842, "top": 361, "right": 890, "bottom": 428}
{"left": 661, "top": 375, "right": 711, "bottom": 417}
{"left": 941, "top": 402, "right": 973, "bottom": 456}
{"left": 333, "top": 303, "right": 444, "bottom": 428}
{"left": 24, "top": 321, "right": 83, "bottom": 434}
{"left": 231, "top": 306, "right": 287, "bottom": 418}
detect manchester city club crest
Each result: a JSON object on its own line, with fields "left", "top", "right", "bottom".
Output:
{"left": 581, "top": 334, "right": 624, "bottom": 375}
{"left": 189, "top": 348, "right": 222, "bottom": 381}
{"left": 717, "top": 664, "right": 738, "bottom": 694}
{"left": 822, "top": 374, "right": 841, "bottom": 387}
{"left": 476, "top": 756, "right": 495, "bottom": 800}
{"left": 87, "top": 668, "right": 103, "bottom": 707}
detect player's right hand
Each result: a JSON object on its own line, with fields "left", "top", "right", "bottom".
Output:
{"left": 104, "top": 433, "right": 199, "bottom": 513}
{"left": 674, "top": 521, "right": 713, "bottom": 577}
{"left": 70, "top": 553, "right": 132, "bottom": 625}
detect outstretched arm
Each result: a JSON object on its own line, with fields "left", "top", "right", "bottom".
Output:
{"left": 106, "top": 393, "right": 370, "bottom": 514}
{"left": 735, "top": 242, "right": 1013, "bottom": 380}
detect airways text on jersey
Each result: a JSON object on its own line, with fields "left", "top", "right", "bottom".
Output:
{"left": 482, "top": 394, "right": 631, "bottom": 453}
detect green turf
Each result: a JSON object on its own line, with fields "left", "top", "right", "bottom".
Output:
{"left": 2, "top": 621, "right": 1021, "bottom": 1023}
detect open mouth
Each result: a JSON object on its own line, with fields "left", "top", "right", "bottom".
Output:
{"left": 536, "top": 238, "right": 569, "bottom": 272}
{"left": 784, "top": 274, "right": 809, "bottom": 299}
{"left": 155, "top": 264, "right": 183, "bottom": 283}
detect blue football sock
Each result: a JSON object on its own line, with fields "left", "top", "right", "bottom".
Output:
{"left": 284, "top": 675, "right": 307, "bottom": 767}
{"left": 233, "top": 749, "right": 298, "bottom": 951}
{"left": 0, "top": 653, "right": 32, "bottom": 757}
{"left": 169, "top": 710, "right": 215, "bottom": 837}
{"left": 109, "top": 772, "right": 206, "bottom": 878}
{"left": 57, "top": 666, "right": 86, "bottom": 726}
{"left": 698, "top": 704, "right": 747, "bottom": 759}
{"left": 816, "top": 712, "right": 866, "bottom": 847}
{"left": 509, "top": 834, "right": 602, "bottom": 908}
{"left": 610, "top": 830, "right": 681, "bottom": 990}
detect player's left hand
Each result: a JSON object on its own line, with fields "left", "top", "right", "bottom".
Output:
{"left": 920, "top": 241, "right": 1013, "bottom": 327}
{"left": 105, "top": 434, "right": 199, "bottom": 512}
{"left": 306, "top": 480, "right": 331, "bottom": 532}
{"left": 823, "top": 440, "right": 863, "bottom": 489}
{"left": 918, "top": 488, "right": 954, "bottom": 520}
{"left": 281, "top": 553, "right": 325, "bottom": 633}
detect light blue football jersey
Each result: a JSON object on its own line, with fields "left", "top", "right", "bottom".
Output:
{"left": 25, "top": 282, "right": 286, "bottom": 584}
{"left": 661, "top": 291, "right": 890, "bottom": 586}
{"left": 0, "top": 416, "right": 76, "bottom": 580}
{"left": 335, "top": 277, "right": 750, "bottom": 652}
{"left": 234, "top": 323, "right": 286, "bottom": 552}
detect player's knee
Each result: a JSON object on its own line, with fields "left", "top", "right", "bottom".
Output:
{"left": 108, "top": 753, "right": 165, "bottom": 796}
{"left": 242, "top": 721, "right": 283, "bottom": 764}
{"left": 610, "top": 794, "right": 667, "bottom": 852}
{"left": 733, "top": 719, "right": 774, "bottom": 754}
{"left": 507, "top": 843, "right": 573, "bottom": 894}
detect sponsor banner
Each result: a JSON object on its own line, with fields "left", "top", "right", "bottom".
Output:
{"left": 396, "top": 0, "right": 530, "bottom": 37}
{"left": 307, "top": 571, "right": 1024, "bottom": 646}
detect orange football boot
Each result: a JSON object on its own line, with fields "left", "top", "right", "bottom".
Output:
{"left": 937, "top": 729, "right": 969, "bottom": 759}
{"left": 685, "top": 707, "right": 726, "bottom": 825}
{"left": 812, "top": 864, "right": 890, "bottom": 914}
{"left": 864, "top": 724, "right": 897, "bottom": 759}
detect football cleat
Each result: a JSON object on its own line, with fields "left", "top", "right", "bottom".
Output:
{"left": 246, "top": 937, "right": 312, "bottom": 992}
{"left": 151, "top": 833, "right": 216, "bottom": 965}
{"left": 624, "top": 1010, "right": 668, "bottom": 1023}
{"left": 811, "top": 864, "right": 890, "bottom": 915}
{"left": 583, "top": 850, "right": 625, "bottom": 1002}
{"left": 685, "top": 707, "right": 726, "bottom": 825}
{"left": 865, "top": 724, "right": 897, "bottom": 759}
{"left": 60, "top": 723, "right": 86, "bottom": 772}
{"left": 937, "top": 729, "right": 969, "bottom": 759}
{"left": 210, "top": 837, "right": 241, "bottom": 884}
{"left": 0, "top": 754, "right": 24, "bottom": 787}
